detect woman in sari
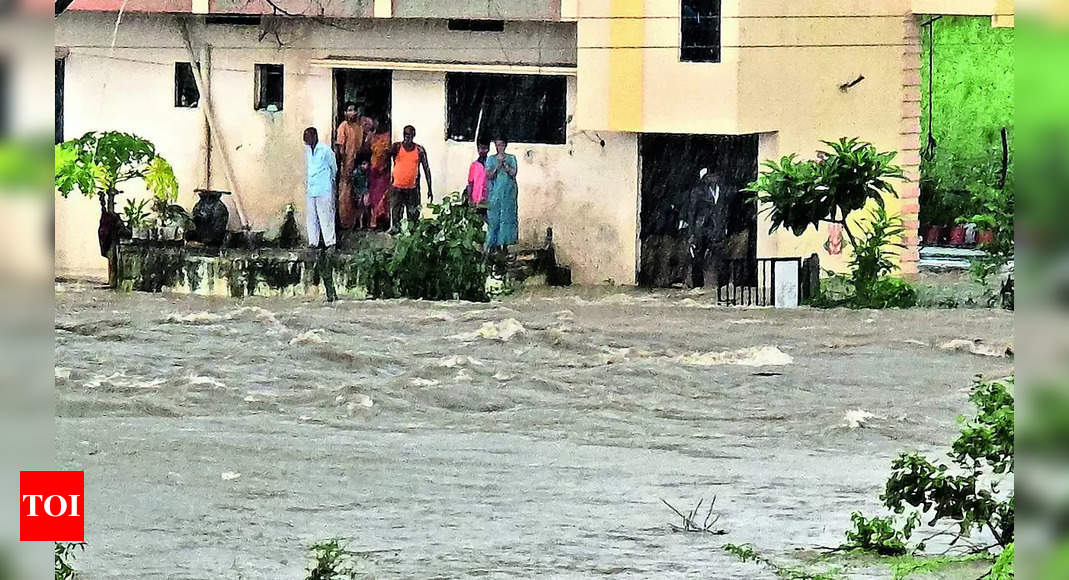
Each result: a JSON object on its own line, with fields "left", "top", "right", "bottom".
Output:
{"left": 367, "top": 118, "right": 392, "bottom": 230}
{"left": 484, "top": 138, "right": 518, "bottom": 252}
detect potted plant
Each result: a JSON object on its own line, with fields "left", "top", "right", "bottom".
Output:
{"left": 122, "top": 197, "right": 151, "bottom": 239}
{"left": 56, "top": 132, "right": 179, "bottom": 285}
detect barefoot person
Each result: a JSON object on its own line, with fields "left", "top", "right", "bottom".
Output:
{"left": 304, "top": 126, "right": 338, "bottom": 301}
{"left": 485, "top": 138, "right": 518, "bottom": 253}
{"left": 464, "top": 141, "right": 490, "bottom": 222}
{"left": 388, "top": 125, "right": 432, "bottom": 232}
{"left": 334, "top": 102, "right": 366, "bottom": 230}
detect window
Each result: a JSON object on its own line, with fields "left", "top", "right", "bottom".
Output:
{"left": 174, "top": 62, "right": 200, "bottom": 108}
{"left": 448, "top": 19, "right": 505, "bottom": 32}
{"left": 446, "top": 73, "right": 567, "bottom": 145}
{"left": 681, "top": 0, "right": 721, "bottom": 63}
{"left": 254, "top": 64, "right": 284, "bottom": 111}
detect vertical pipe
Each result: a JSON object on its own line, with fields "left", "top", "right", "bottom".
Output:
{"left": 200, "top": 44, "right": 212, "bottom": 188}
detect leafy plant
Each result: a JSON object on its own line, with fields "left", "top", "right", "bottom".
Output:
{"left": 986, "top": 543, "right": 1013, "bottom": 579}
{"left": 748, "top": 138, "right": 904, "bottom": 246}
{"left": 355, "top": 194, "right": 488, "bottom": 302}
{"left": 843, "top": 512, "right": 921, "bottom": 556}
{"left": 55, "top": 131, "right": 179, "bottom": 213}
{"left": 961, "top": 184, "right": 1014, "bottom": 283}
{"left": 122, "top": 198, "right": 152, "bottom": 229}
{"left": 849, "top": 207, "right": 906, "bottom": 302}
{"left": 748, "top": 138, "right": 909, "bottom": 307}
{"left": 55, "top": 542, "right": 86, "bottom": 580}
{"left": 881, "top": 377, "right": 1014, "bottom": 548}
{"left": 306, "top": 539, "right": 361, "bottom": 580}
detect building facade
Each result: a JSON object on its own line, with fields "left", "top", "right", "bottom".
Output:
{"left": 54, "top": 0, "right": 1012, "bottom": 285}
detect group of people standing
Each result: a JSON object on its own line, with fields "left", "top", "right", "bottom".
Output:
{"left": 303, "top": 102, "right": 520, "bottom": 256}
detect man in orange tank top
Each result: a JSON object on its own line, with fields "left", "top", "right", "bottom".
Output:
{"left": 388, "top": 125, "right": 432, "bottom": 234}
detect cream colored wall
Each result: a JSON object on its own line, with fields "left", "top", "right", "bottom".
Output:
{"left": 56, "top": 13, "right": 638, "bottom": 284}
{"left": 399, "top": 73, "right": 640, "bottom": 285}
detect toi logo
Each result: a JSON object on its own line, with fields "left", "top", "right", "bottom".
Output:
{"left": 19, "top": 471, "right": 84, "bottom": 542}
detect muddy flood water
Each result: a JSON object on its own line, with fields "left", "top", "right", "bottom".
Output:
{"left": 55, "top": 284, "right": 1014, "bottom": 579}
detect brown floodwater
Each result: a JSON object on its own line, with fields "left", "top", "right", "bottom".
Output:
{"left": 55, "top": 284, "right": 1013, "bottom": 579}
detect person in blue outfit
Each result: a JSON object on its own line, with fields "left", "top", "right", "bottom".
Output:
{"left": 484, "top": 138, "right": 518, "bottom": 254}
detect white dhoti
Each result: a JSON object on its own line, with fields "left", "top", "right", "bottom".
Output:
{"left": 306, "top": 195, "right": 336, "bottom": 247}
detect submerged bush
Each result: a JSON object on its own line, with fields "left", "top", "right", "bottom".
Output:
{"left": 807, "top": 274, "right": 917, "bottom": 309}
{"left": 844, "top": 377, "right": 1013, "bottom": 577}
{"left": 306, "top": 539, "right": 365, "bottom": 580}
{"left": 844, "top": 512, "right": 920, "bottom": 556}
{"left": 55, "top": 542, "right": 86, "bottom": 580}
{"left": 355, "top": 194, "right": 489, "bottom": 302}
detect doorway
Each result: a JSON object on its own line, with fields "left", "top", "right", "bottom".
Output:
{"left": 638, "top": 134, "right": 758, "bottom": 288}
{"left": 333, "top": 69, "right": 392, "bottom": 131}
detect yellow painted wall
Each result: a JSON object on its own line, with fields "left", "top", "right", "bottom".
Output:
{"left": 576, "top": 0, "right": 922, "bottom": 275}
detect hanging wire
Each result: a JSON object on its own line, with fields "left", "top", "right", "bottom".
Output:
{"left": 920, "top": 17, "right": 940, "bottom": 162}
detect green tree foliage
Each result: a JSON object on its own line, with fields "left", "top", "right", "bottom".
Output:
{"left": 920, "top": 16, "right": 1013, "bottom": 226}
{"left": 748, "top": 138, "right": 904, "bottom": 242}
{"left": 54, "top": 131, "right": 178, "bottom": 212}
{"left": 748, "top": 138, "right": 910, "bottom": 307}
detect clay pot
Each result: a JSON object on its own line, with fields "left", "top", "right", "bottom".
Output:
{"left": 947, "top": 225, "right": 966, "bottom": 246}
{"left": 192, "top": 190, "right": 230, "bottom": 246}
{"left": 977, "top": 230, "right": 996, "bottom": 245}
{"left": 922, "top": 225, "right": 944, "bottom": 245}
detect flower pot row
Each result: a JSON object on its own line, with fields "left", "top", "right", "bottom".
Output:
{"left": 922, "top": 225, "right": 995, "bottom": 247}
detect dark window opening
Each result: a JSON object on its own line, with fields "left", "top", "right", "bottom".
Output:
{"left": 681, "top": 0, "right": 721, "bottom": 63}
{"left": 206, "top": 15, "right": 262, "bottom": 26}
{"left": 255, "top": 64, "right": 284, "bottom": 111}
{"left": 174, "top": 62, "right": 200, "bottom": 108}
{"left": 448, "top": 19, "right": 505, "bottom": 32}
{"left": 446, "top": 73, "right": 566, "bottom": 145}
{"left": 55, "top": 58, "right": 64, "bottom": 143}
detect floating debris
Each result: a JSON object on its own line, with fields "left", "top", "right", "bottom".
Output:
{"left": 290, "top": 329, "right": 327, "bottom": 345}
{"left": 938, "top": 339, "right": 1012, "bottom": 358}
{"left": 843, "top": 409, "right": 878, "bottom": 429}
{"left": 677, "top": 346, "right": 793, "bottom": 367}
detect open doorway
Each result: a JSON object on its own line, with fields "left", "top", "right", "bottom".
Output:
{"left": 333, "top": 69, "right": 392, "bottom": 132}
{"left": 638, "top": 134, "right": 758, "bottom": 288}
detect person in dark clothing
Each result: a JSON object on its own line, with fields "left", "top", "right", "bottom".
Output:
{"left": 686, "top": 168, "right": 734, "bottom": 289}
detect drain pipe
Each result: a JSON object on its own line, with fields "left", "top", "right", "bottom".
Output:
{"left": 180, "top": 19, "right": 249, "bottom": 227}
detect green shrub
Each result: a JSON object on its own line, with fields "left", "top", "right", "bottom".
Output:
{"left": 807, "top": 274, "right": 917, "bottom": 309}
{"left": 355, "top": 194, "right": 489, "bottom": 302}
{"left": 989, "top": 543, "right": 1013, "bottom": 579}
{"left": 306, "top": 539, "right": 363, "bottom": 580}
{"left": 861, "top": 277, "right": 918, "bottom": 309}
{"left": 844, "top": 512, "right": 921, "bottom": 556}
{"left": 881, "top": 377, "right": 1014, "bottom": 547}
{"left": 849, "top": 207, "right": 907, "bottom": 303}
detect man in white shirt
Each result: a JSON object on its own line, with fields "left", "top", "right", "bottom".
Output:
{"left": 304, "top": 126, "right": 339, "bottom": 302}
{"left": 304, "top": 126, "right": 338, "bottom": 249}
